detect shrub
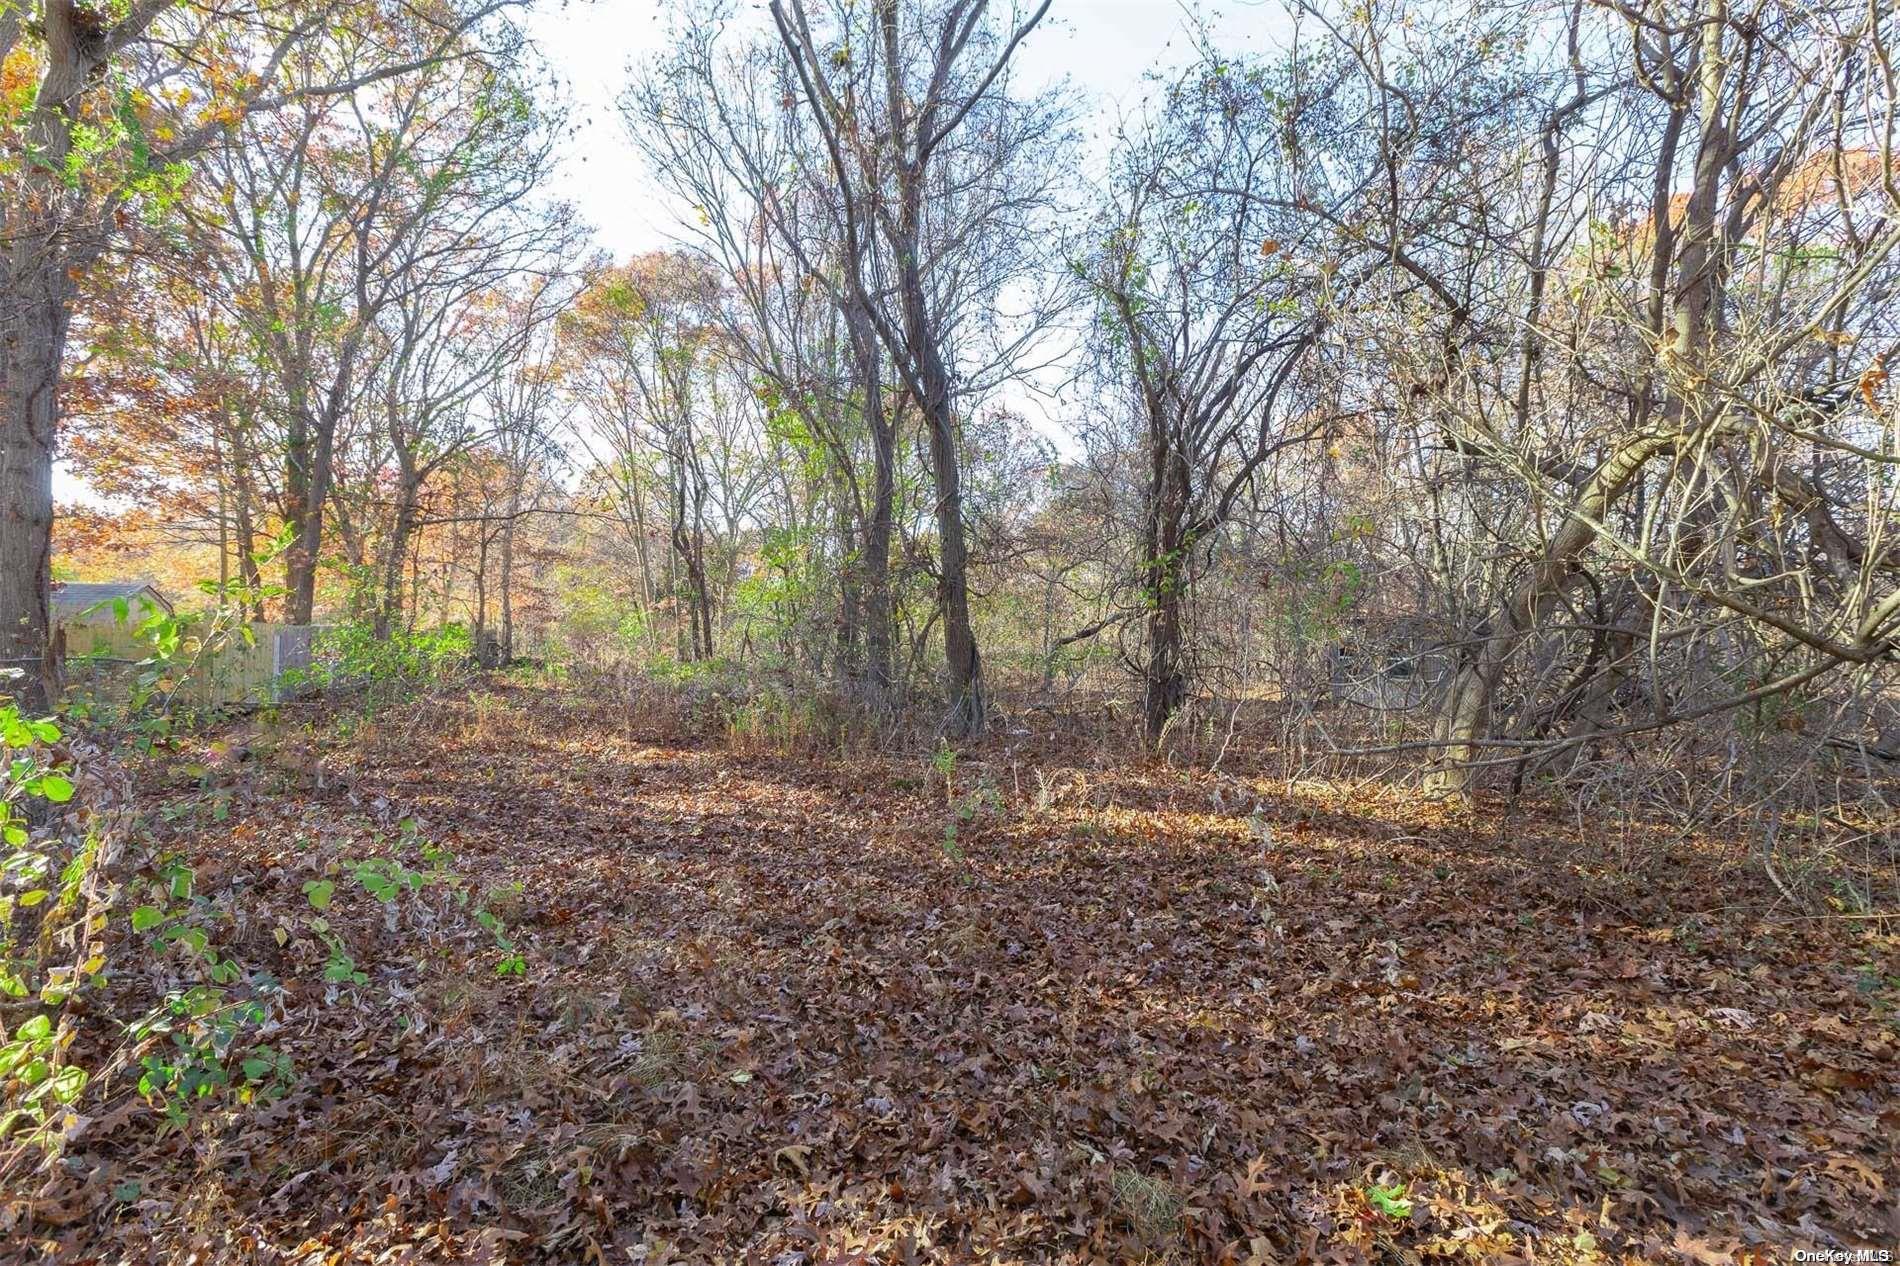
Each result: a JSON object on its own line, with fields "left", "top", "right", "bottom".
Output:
{"left": 293, "top": 621, "right": 476, "bottom": 708}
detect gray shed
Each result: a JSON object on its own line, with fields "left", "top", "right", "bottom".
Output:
{"left": 1329, "top": 614, "right": 1453, "bottom": 710}
{"left": 51, "top": 582, "right": 174, "bottom": 621}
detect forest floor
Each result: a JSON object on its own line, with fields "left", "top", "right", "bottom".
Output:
{"left": 14, "top": 676, "right": 1898, "bottom": 1264}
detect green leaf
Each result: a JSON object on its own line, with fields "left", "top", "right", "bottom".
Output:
{"left": 49, "top": 1065, "right": 86, "bottom": 1104}
{"left": 130, "top": 905, "right": 165, "bottom": 933}
{"left": 15, "top": 1014, "right": 51, "bottom": 1042}
{"left": 1366, "top": 1182, "right": 1412, "bottom": 1218}
{"left": 0, "top": 1108, "right": 40, "bottom": 1139}
{"left": 37, "top": 774, "right": 74, "bottom": 803}
{"left": 303, "top": 880, "right": 334, "bottom": 911}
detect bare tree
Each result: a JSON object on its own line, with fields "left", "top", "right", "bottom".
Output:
{"left": 1292, "top": 0, "right": 1900, "bottom": 796}
{"left": 1081, "top": 56, "right": 1335, "bottom": 740}
{"left": 560, "top": 256, "right": 725, "bottom": 661}
{"left": 356, "top": 63, "right": 579, "bottom": 636}
{"left": 767, "top": 0, "right": 1066, "bottom": 735}
{"left": 626, "top": 18, "right": 909, "bottom": 696}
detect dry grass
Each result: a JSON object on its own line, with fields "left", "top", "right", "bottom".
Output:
{"left": 495, "top": 1146, "right": 565, "bottom": 1212}
{"left": 1109, "top": 1167, "right": 1185, "bottom": 1244}
{"left": 625, "top": 1026, "right": 683, "bottom": 1090}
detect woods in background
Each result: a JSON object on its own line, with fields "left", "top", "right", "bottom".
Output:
{"left": 14, "top": 0, "right": 1900, "bottom": 816}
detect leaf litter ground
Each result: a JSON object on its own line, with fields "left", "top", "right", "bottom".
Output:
{"left": 14, "top": 679, "right": 1897, "bottom": 1263}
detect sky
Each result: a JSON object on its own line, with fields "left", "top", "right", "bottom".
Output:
{"left": 525, "top": 0, "right": 1297, "bottom": 259}
{"left": 515, "top": 0, "right": 1297, "bottom": 458}
{"left": 57, "top": 0, "right": 1297, "bottom": 504}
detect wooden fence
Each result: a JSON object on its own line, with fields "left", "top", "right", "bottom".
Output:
{"left": 62, "top": 621, "right": 320, "bottom": 708}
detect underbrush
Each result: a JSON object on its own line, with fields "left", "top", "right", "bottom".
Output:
{"left": 289, "top": 620, "right": 478, "bottom": 711}
{"left": 572, "top": 660, "right": 916, "bottom": 758}
{"left": 568, "top": 664, "right": 1900, "bottom": 916}
{"left": 0, "top": 715, "right": 527, "bottom": 1234}
{"left": 0, "top": 618, "right": 511, "bottom": 1225}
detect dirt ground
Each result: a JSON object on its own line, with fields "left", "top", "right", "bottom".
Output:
{"left": 12, "top": 678, "right": 1897, "bottom": 1263}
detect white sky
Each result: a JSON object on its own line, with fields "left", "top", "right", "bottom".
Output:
{"left": 57, "top": 0, "right": 1296, "bottom": 504}
{"left": 520, "top": 0, "right": 1297, "bottom": 459}
{"left": 527, "top": 0, "right": 1296, "bottom": 260}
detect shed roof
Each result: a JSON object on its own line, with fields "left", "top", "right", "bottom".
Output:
{"left": 51, "top": 582, "right": 175, "bottom": 617}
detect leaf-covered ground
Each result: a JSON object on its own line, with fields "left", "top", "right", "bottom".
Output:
{"left": 15, "top": 679, "right": 1899, "bottom": 1263}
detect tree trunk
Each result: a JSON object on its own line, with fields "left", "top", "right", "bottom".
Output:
{"left": 688, "top": 469, "right": 714, "bottom": 661}
{"left": 921, "top": 388, "right": 983, "bottom": 736}
{"left": 894, "top": 225, "right": 982, "bottom": 733}
{"left": 667, "top": 471, "right": 694, "bottom": 660}
{"left": 283, "top": 401, "right": 340, "bottom": 625}
{"left": 622, "top": 470, "right": 659, "bottom": 658}
{"left": 282, "top": 407, "right": 315, "bottom": 622}
{"left": 835, "top": 504, "right": 861, "bottom": 684}
{"left": 409, "top": 542, "right": 425, "bottom": 635}
{"left": 0, "top": 1, "right": 122, "bottom": 708}
{"left": 499, "top": 494, "right": 519, "bottom": 663}
{"left": 1423, "top": 428, "right": 1690, "bottom": 796}
{"left": 474, "top": 529, "right": 490, "bottom": 651}
{"left": 377, "top": 472, "right": 421, "bottom": 640}
{"left": 215, "top": 424, "right": 231, "bottom": 593}
{"left": 1142, "top": 427, "right": 1192, "bottom": 742}
{"left": 228, "top": 404, "right": 264, "bottom": 619}
{"left": 0, "top": 282, "right": 62, "bottom": 710}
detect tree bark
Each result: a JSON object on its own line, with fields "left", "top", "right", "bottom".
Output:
{"left": 1423, "top": 427, "right": 1695, "bottom": 796}
{"left": 894, "top": 195, "right": 982, "bottom": 734}
{"left": 834, "top": 499, "right": 861, "bottom": 683}
{"left": 377, "top": 471, "right": 422, "bottom": 640}
{"left": 283, "top": 398, "right": 342, "bottom": 625}
{"left": 474, "top": 528, "right": 490, "bottom": 653}
{"left": 499, "top": 493, "right": 519, "bottom": 662}
{"left": 0, "top": 284, "right": 63, "bottom": 709}
{"left": 1142, "top": 423, "right": 1193, "bottom": 741}
{"left": 228, "top": 403, "right": 264, "bottom": 619}
{"left": 0, "top": 0, "right": 117, "bottom": 707}
{"left": 666, "top": 455, "right": 715, "bottom": 662}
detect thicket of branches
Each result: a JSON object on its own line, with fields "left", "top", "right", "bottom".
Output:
{"left": 12, "top": 0, "right": 1900, "bottom": 833}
